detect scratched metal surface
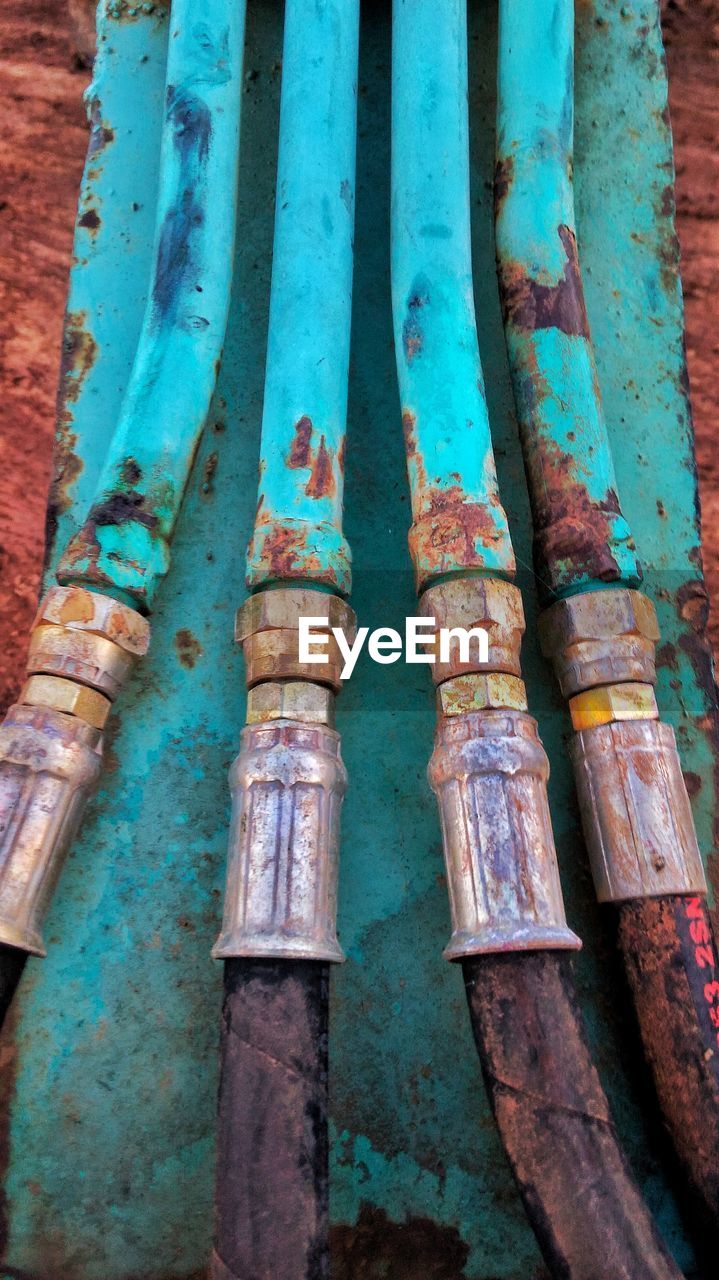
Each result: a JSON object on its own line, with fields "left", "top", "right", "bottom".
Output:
{"left": 0, "top": 1, "right": 715, "bottom": 1276}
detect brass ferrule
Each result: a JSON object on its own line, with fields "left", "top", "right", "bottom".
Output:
{"left": 35, "top": 585, "right": 150, "bottom": 655}
{"left": 437, "top": 673, "right": 528, "bottom": 717}
{"left": 246, "top": 682, "right": 335, "bottom": 726}
{"left": 20, "top": 675, "right": 111, "bottom": 729}
{"left": 419, "top": 578, "right": 524, "bottom": 684}
{"left": 569, "top": 682, "right": 658, "bottom": 732}
{"left": 428, "top": 709, "right": 581, "bottom": 957}
{"left": 0, "top": 705, "right": 103, "bottom": 955}
{"left": 213, "top": 718, "right": 346, "bottom": 961}
{"left": 538, "top": 588, "right": 659, "bottom": 698}
{"left": 236, "top": 587, "right": 357, "bottom": 692}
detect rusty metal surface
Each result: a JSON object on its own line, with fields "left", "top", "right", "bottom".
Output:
{"left": 570, "top": 718, "right": 707, "bottom": 902}
{"left": 0, "top": 0, "right": 715, "bottom": 1276}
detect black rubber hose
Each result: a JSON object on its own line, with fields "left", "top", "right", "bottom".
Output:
{"left": 463, "top": 951, "right": 682, "bottom": 1280}
{"left": 211, "top": 957, "right": 330, "bottom": 1280}
{"left": 617, "top": 893, "right": 719, "bottom": 1235}
{"left": 0, "top": 944, "right": 26, "bottom": 1030}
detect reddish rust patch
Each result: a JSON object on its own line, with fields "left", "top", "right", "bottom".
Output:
{"left": 410, "top": 486, "right": 509, "bottom": 572}
{"left": 174, "top": 628, "right": 202, "bottom": 668}
{"left": 306, "top": 435, "right": 335, "bottom": 500}
{"left": 59, "top": 310, "right": 98, "bottom": 405}
{"left": 528, "top": 434, "right": 635, "bottom": 593}
{"left": 402, "top": 287, "right": 428, "bottom": 364}
{"left": 402, "top": 410, "right": 417, "bottom": 457}
{"left": 288, "top": 415, "right": 313, "bottom": 469}
{"left": 499, "top": 225, "right": 591, "bottom": 338}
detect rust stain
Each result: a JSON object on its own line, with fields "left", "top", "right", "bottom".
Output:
{"left": 288, "top": 415, "right": 313, "bottom": 469}
{"left": 331, "top": 1204, "right": 470, "bottom": 1279}
{"left": 499, "top": 225, "right": 591, "bottom": 338}
{"left": 494, "top": 154, "right": 515, "bottom": 211}
{"left": 306, "top": 436, "right": 335, "bottom": 499}
{"left": 402, "top": 286, "right": 429, "bottom": 364}
{"left": 59, "top": 311, "right": 98, "bottom": 406}
{"left": 78, "top": 208, "right": 101, "bottom": 234}
{"left": 675, "top": 577, "right": 719, "bottom": 851}
{"left": 201, "top": 451, "right": 218, "bottom": 496}
{"left": 174, "top": 628, "right": 203, "bottom": 669}
{"left": 530, "top": 434, "right": 634, "bottom": 590}
{"left": 411, "top": 486, "right": 506, "bottom": 570}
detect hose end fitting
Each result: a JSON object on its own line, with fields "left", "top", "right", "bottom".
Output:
{"left": 213, "top": 717, "right": 346, "bottom": 962}
{"left": 429, "top": 709, "right": 581, "bottom": 958}
{"left": 570, "top": 719, "right": 707, "bottom": 902}
{"left": 0, "top": 586, "right": 149, "bottom": 956}
{"left": 0, "top": 705, "right": 103, "bottom": 955}
{"left": 538, "top": 588, "right": 659, "bottom": 698}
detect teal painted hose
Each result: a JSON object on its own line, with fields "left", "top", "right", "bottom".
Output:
{"left": 245, "top": 0, "right": 360, "bottom": 595}
{"left": 391, "top": 0, "right": 515, "bottom": 591}
{"left": 495, "top": 0, "right": 641, "bottom": 602}
{"left": 57, "top": 0, "right": 245, "bottom": 611}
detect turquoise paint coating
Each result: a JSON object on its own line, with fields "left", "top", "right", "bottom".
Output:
{"left": 245, "top": 0, "right": 359, "bottom": 595}
{"left": 391, "top": 0, "right": 515, "bottom": 591}
{"left": 0, "top": 3, "right": 714, "bottom": 1277}
{"left": 495, "top": 0, "right": 642, "bottom": 602}
{"left": 56, "top": 0, "right": 245, "bottom": 612}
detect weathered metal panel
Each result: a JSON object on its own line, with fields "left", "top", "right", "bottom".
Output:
{"left": 0, "top": 1, "right": 714, "bottom": 1276}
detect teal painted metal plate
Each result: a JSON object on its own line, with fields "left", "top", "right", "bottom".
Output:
{"left": 1, "top": 2, "right": 716, "bottom": 1277}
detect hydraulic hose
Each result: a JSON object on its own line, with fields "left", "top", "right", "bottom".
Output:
{"left": 213, "top": 960, "right": 329, "bottom": 1280}
{"left": 391, "top": 0, "right": 680, "bottom": 1275}
{"left": 496, "top": 0, "right": 719, "bottom": 1234}
{"left": 464, "top": 952, "right": 681, "bottom": 1280}
{"left": 211, "top": 1, "right": 360, "bottom": 1276}
{"left": 0, "top": 0, "right": 244, "bottom": 1019}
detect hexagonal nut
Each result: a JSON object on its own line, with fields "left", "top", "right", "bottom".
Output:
{"left": 538, "top": 589, "right": 659, "bottom": 656}
{"left": 242, "top": 630, "right": 345, "bottom": 691}
{"left": 438, "top": 673, "right": 528, "bottom": 717}
{"left": 569, "top": 682, "right": 658, "bottom": 732}
{"left": 246, "top": 682, "right": 336, "bottom": 726}
{"left": 235, "top": 589, "right": 356, "bottom": 645}
{"left": 420, "top": 579, "right": 524, "bottom": 681}
{"left": 35, "top": 586, "right": 150, "bottom": 656}
{"left": 538, "top": 590, "right": 659, "bottom": 696}
{"left": 27, "top": 624, "right": 133, "bottom": 700}
{"left": 20, "top": 674, "right": 111, "bottom": 729}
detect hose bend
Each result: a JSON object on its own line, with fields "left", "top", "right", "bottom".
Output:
{"left": 463, "top": 952, "right": 682, "bottom": 1280}
{"left": 618, "top": 895, "right": 719, "bottom": 1229}
{"left": 212, "top": 959, "right": 329, "bottom": 1280}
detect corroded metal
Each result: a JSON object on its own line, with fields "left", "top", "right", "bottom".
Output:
{"left": 26, "top": 624, "right": 133, "bottom": 700}
{"left": 495, "top": 0, "right": 642, "bottom": 601}
{"left": 419, "top": 578, "right": 524, "bottom": 683}
{"left": 34, "top": 584, "right": 151, "bottom": 655}
{"left": 244, "top": 0, "right": 359, "bottom": 595}
{"left": 391, "top": 0, "right": 515, "bottom": 592}
{"left": 56, "top": 0, "right": 246, "bottom": 610}
{"left": 213, "top": 720, "right": 346, "bottom": 961}
{"left": 20, "top": 675, "right": 111, "bottom": 730}
{"left": 237, "top": 587, "right": 356, "bottom": 691}
{"left": 247, "top": 682, "right": 335, "bottom": 727}
{"left": 437, "top": 673, "right": 528, "bottom": 717}
{"left": 235, "top": 588, "right": 356, "bottom": 646}
{"left": 569, "top": 682, "right": 658, "bottom": 732}
{"left": 428, "top": 710, "right": 580, "bottom": 957}
{"left": 0, "top": 705, "right": 103, "bottom": 955}
{"left": 538, "top": 587, "right": 659, "bottom": 698}
{"left": 570, "top": 719, "right": 707, "bottom": 903}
